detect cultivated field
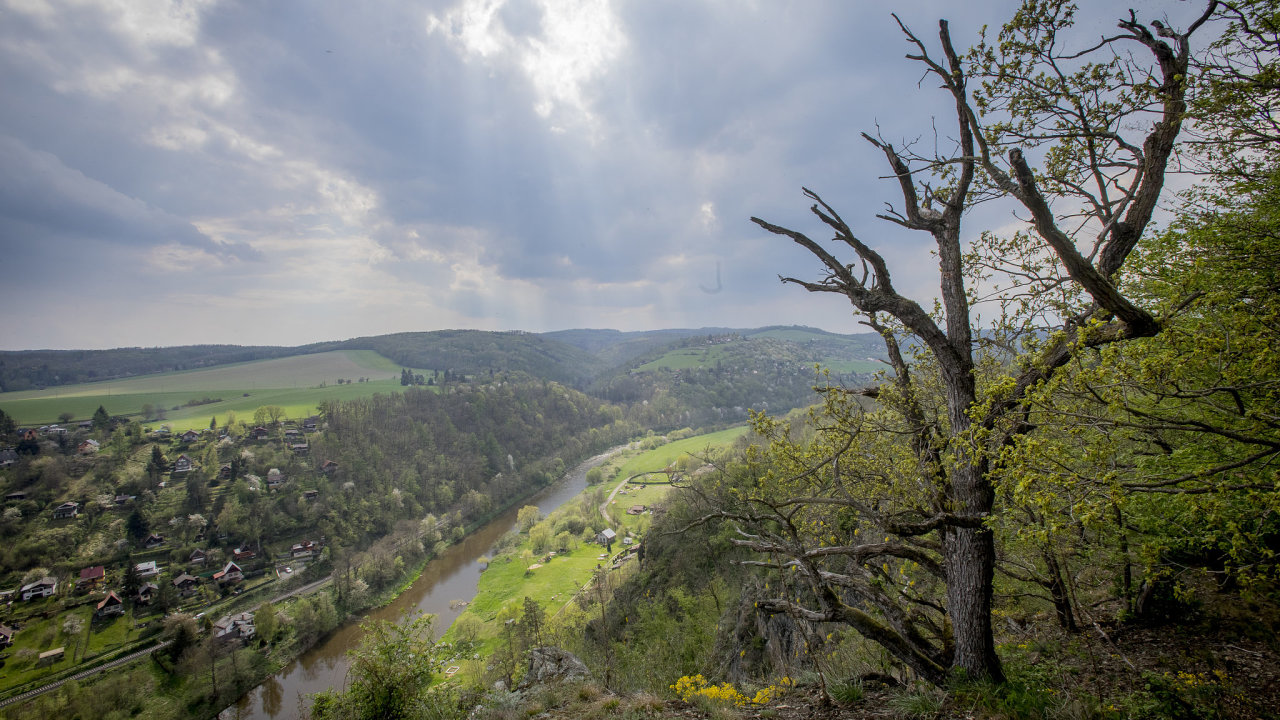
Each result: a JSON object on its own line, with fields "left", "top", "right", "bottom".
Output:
{"left": 0, "top": 350, "right": 427, "bottom": 430}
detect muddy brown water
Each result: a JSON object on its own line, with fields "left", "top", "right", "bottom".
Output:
{"left": 230, "top": 447, "right": 625, "bottom": 719}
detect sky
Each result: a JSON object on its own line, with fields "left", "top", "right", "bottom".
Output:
{"left": 0, "top": 0, "right": 1191, "bottom": 350}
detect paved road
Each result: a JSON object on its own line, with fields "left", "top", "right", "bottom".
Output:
{"left": 0, "top": 574, "right": 334, "bottom": 710}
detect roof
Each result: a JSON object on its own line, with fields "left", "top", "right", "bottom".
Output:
{"left": 79, "top": 566, "right": 105, "bottom": 581}
{"left": 21, "top": 576, "right": 56, "bottom": 591}
{"left": 599, "top": 528, "right": 617, "bottom": 540}
{"left": 97, "top": 591, "right": 123, "bottom": 609}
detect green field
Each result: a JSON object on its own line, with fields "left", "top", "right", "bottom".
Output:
{"left": 0, "top": 350, "right": 429, "bottom": 430}
{"left": 635, "top": 346, "right": 733, "bottom": 371}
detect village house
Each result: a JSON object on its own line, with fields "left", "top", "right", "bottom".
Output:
{"left": 172, "top": 573, "right": 199, "bottom": 596}
{"left": 320, "top": 460, "right": 339, "bottom": 475}
{"left": 596, "top": 528, "right": 617, "bottom": 546}
{"left": 52, "top": 501, "right": 80, "bottom": 519}
{"left": 134, "top": 560, "right": 160, "bottom": 578}
{"left": 302, "top": 416, "right": 318, "bottom": 432}
{"left": 113, "top": 494, "right": 135, "bottom": 507}
{"left": 135, "top": 582, "right": 159, "bottom": 605}
{"left": 0, "top": 449, "right": 17, "bottom": 468}
{"left": 77, "top": 438, "right": 99, "bottom": 454}
{"left": 5, "top": 490, "right": 27, "bottom": 502}
{"left": 0, "top": 625, "right": 15, "bottom": 647}
{"left": 283, "top": 428, "right": 301, "bottom": 440}
{"left": 250, "top": 426, "right": 270, "bottom": 441}
{"left": 96, "top": 591, "right": 125, "bottom": 618}
{"left": 143, "top": 533, "right": 165, "bottom": 549}
{"left": 290, "top": 442, "right": 309, "bottom": 455}
{"left": 232, "top": 547, "right": 256, "bottom": 561}
{"left": 213, "top": 561, "right": 243, "bottom": 585}
{"left": 77, "top": 565, "right": 106, "bottom": 590}
{"left": 219, "top": 464, "right": 233, "bottom": 479}
{"left": 179, "top": 429, "right": 200, "bottom": 443}
{"left": 266, "top": 469, "right": 285, "bottom": 488}
{"left": 302, "top": 489, "right": 319, "bottom": 501}
{"left": 188, "top": 548, "right": 208, "bottom": 566}
{"left": 290, "top": 540, "right": 321, "bottom": 559}
{"left": 213, "top": 612, "right": 255, "bottom": 643}
{"left": 171, "top": 454, "right": 193, "bottom": 474}
{"left": 21, "top": 576, "right": 58, "bottom": 601}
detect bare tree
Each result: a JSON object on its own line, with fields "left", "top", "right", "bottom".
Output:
{"left": 735, "top": 1, "right": 1219, "bottom": 683}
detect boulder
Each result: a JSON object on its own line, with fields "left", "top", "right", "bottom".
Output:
{"left": 517, "top": 646, "right": 590, "bottom": 689}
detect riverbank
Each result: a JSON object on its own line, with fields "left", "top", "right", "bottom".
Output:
{"left": 437, "top": 426, "right": 750, "bottom": 685}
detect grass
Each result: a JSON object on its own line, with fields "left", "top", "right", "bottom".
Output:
{"left": 0, "top": 350, "right": 433, "bottom": 429}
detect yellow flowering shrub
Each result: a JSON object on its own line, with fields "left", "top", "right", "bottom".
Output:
{"left": 669, "top": 674, "right": 794, "bottom": 707}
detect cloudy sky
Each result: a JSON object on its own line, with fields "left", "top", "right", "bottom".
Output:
{"left": 0, "top": 0, "right": 1187, "bottom": 350}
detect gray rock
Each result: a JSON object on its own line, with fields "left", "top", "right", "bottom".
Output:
{"left": 517, "top": 646, "right": 590, "bottom": 689}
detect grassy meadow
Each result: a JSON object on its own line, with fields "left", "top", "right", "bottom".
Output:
{"left": 0, "top": 350, "right": 429, "bottom": 431}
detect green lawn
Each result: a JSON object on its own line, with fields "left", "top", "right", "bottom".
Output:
{"left": 0, "top": 350, "right": 434, "bottom": 429}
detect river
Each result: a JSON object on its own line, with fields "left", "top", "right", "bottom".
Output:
{"left": 231, "top": 446, "right": 625, "bottom": 719}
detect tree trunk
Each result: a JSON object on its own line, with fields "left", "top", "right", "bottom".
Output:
{"left": 943, "top": 473, "right": 1004, "bottom": 682}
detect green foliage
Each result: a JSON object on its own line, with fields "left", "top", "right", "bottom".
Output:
{"left": 311, "top": 613, "right": 442, "bottom": 720}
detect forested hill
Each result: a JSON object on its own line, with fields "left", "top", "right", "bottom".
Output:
{"left": 0, "top": 326, "right": 884, "bottom": 393}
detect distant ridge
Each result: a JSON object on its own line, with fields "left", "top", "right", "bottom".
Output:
{"left": 0, "top": 326, "right": 883, "bottom": 393}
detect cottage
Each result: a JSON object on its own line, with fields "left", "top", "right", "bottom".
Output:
{"left": 135, "top": 582, "right": 159, "bottom": 605}
{"left": 171, "top": 454, "right": 193, "bottom": 474}
{"left": 290, "top": 540, "right": 321, "bottom": 559}
{"left": 626, "top": 504, "right": 648, "bottom": 515}
{"left": 78, "top": 439, "right": 100, "bottom": 454}
{"left": 172, "top": 573, "right": 199, "bottom": 596}
{"left": 250, "top": 426, "right": 270, "bottom": 441}
{"left": 0, "top": 449, "right": 18, "bottom": 468}
{"left": 96, "top": 591, "right": 125, "bottom": 617}
{"left": 113, "top": 494, "right": 135, "bottom": 507}
{"left": 134, "top": 560, "right": 160, "bottom": 578}
{"left": 143, "top": 533, "right": 165, "bottom": 549}
{"left": 284, "top": 428, "right": 301, "bottom": 439}
{"left": 0, "top": 625, "right": 15, "bottom": 647}
{"left": 302, "top": 417, "right": 318, "bottom": 432}
{"left": 213, "top": 561, "right": 244, "bottom": 585}
{"left": 266, "top": 469, "right": 284, "bottom": 488}
{"left": 232, "top": 547, "right": 256, "bottom": 561}
{"left": 290, "top": 442, "right": 309, "bottom": 455}
{"left": 5, "top": 490, "right": 27, "bottom": 502}
{"left": 320, "top": 460, "right": 339, "bottom": 475}
{"left": 596, "top": 528, "right": 617, "bottom": 546}
{"left": 302, "top": 489, "right": 319, "bottom": 501}
{"left": 77, "top": 565, "right": 106, "bottom": 589}
{"left": 179, "top": 429, "right": 200, "bottom": 443}
{"left": 21, "top": 576, "right": 57, "bottom": 601}
{"left": 212, "top": 612, "right": 255, "bottom": 643}
{"left": 52, "top": 501, "right": 80, "bottom": 519}
{"left": 219, "top": 463, "right": 232, "bottom": 479}
{"left": 188, "top": 548, "right": 207, "bottom": 566}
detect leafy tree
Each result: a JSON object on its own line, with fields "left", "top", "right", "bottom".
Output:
{"left": 92, "top": 405, "right": 110, "bottom": 431}
{"left": 126, "top": 507, "right": 150, "bottom": 541}
{"left": 516, "top": 505, "right": 542, "bottom": 533}
{"left": 734, "top": 1, "right": 1220, "bottom": 684}
{"left": 310, "top": 613, "right": 439, "bottom": 720}
{"left": 0, "top": 407, "right": 15, "bottom": 436}
{"left": 58, "top": 412, "right": 74, "bottom": 424}
{"left": 256, "top": 602, "right": 278, "bottom": 645}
